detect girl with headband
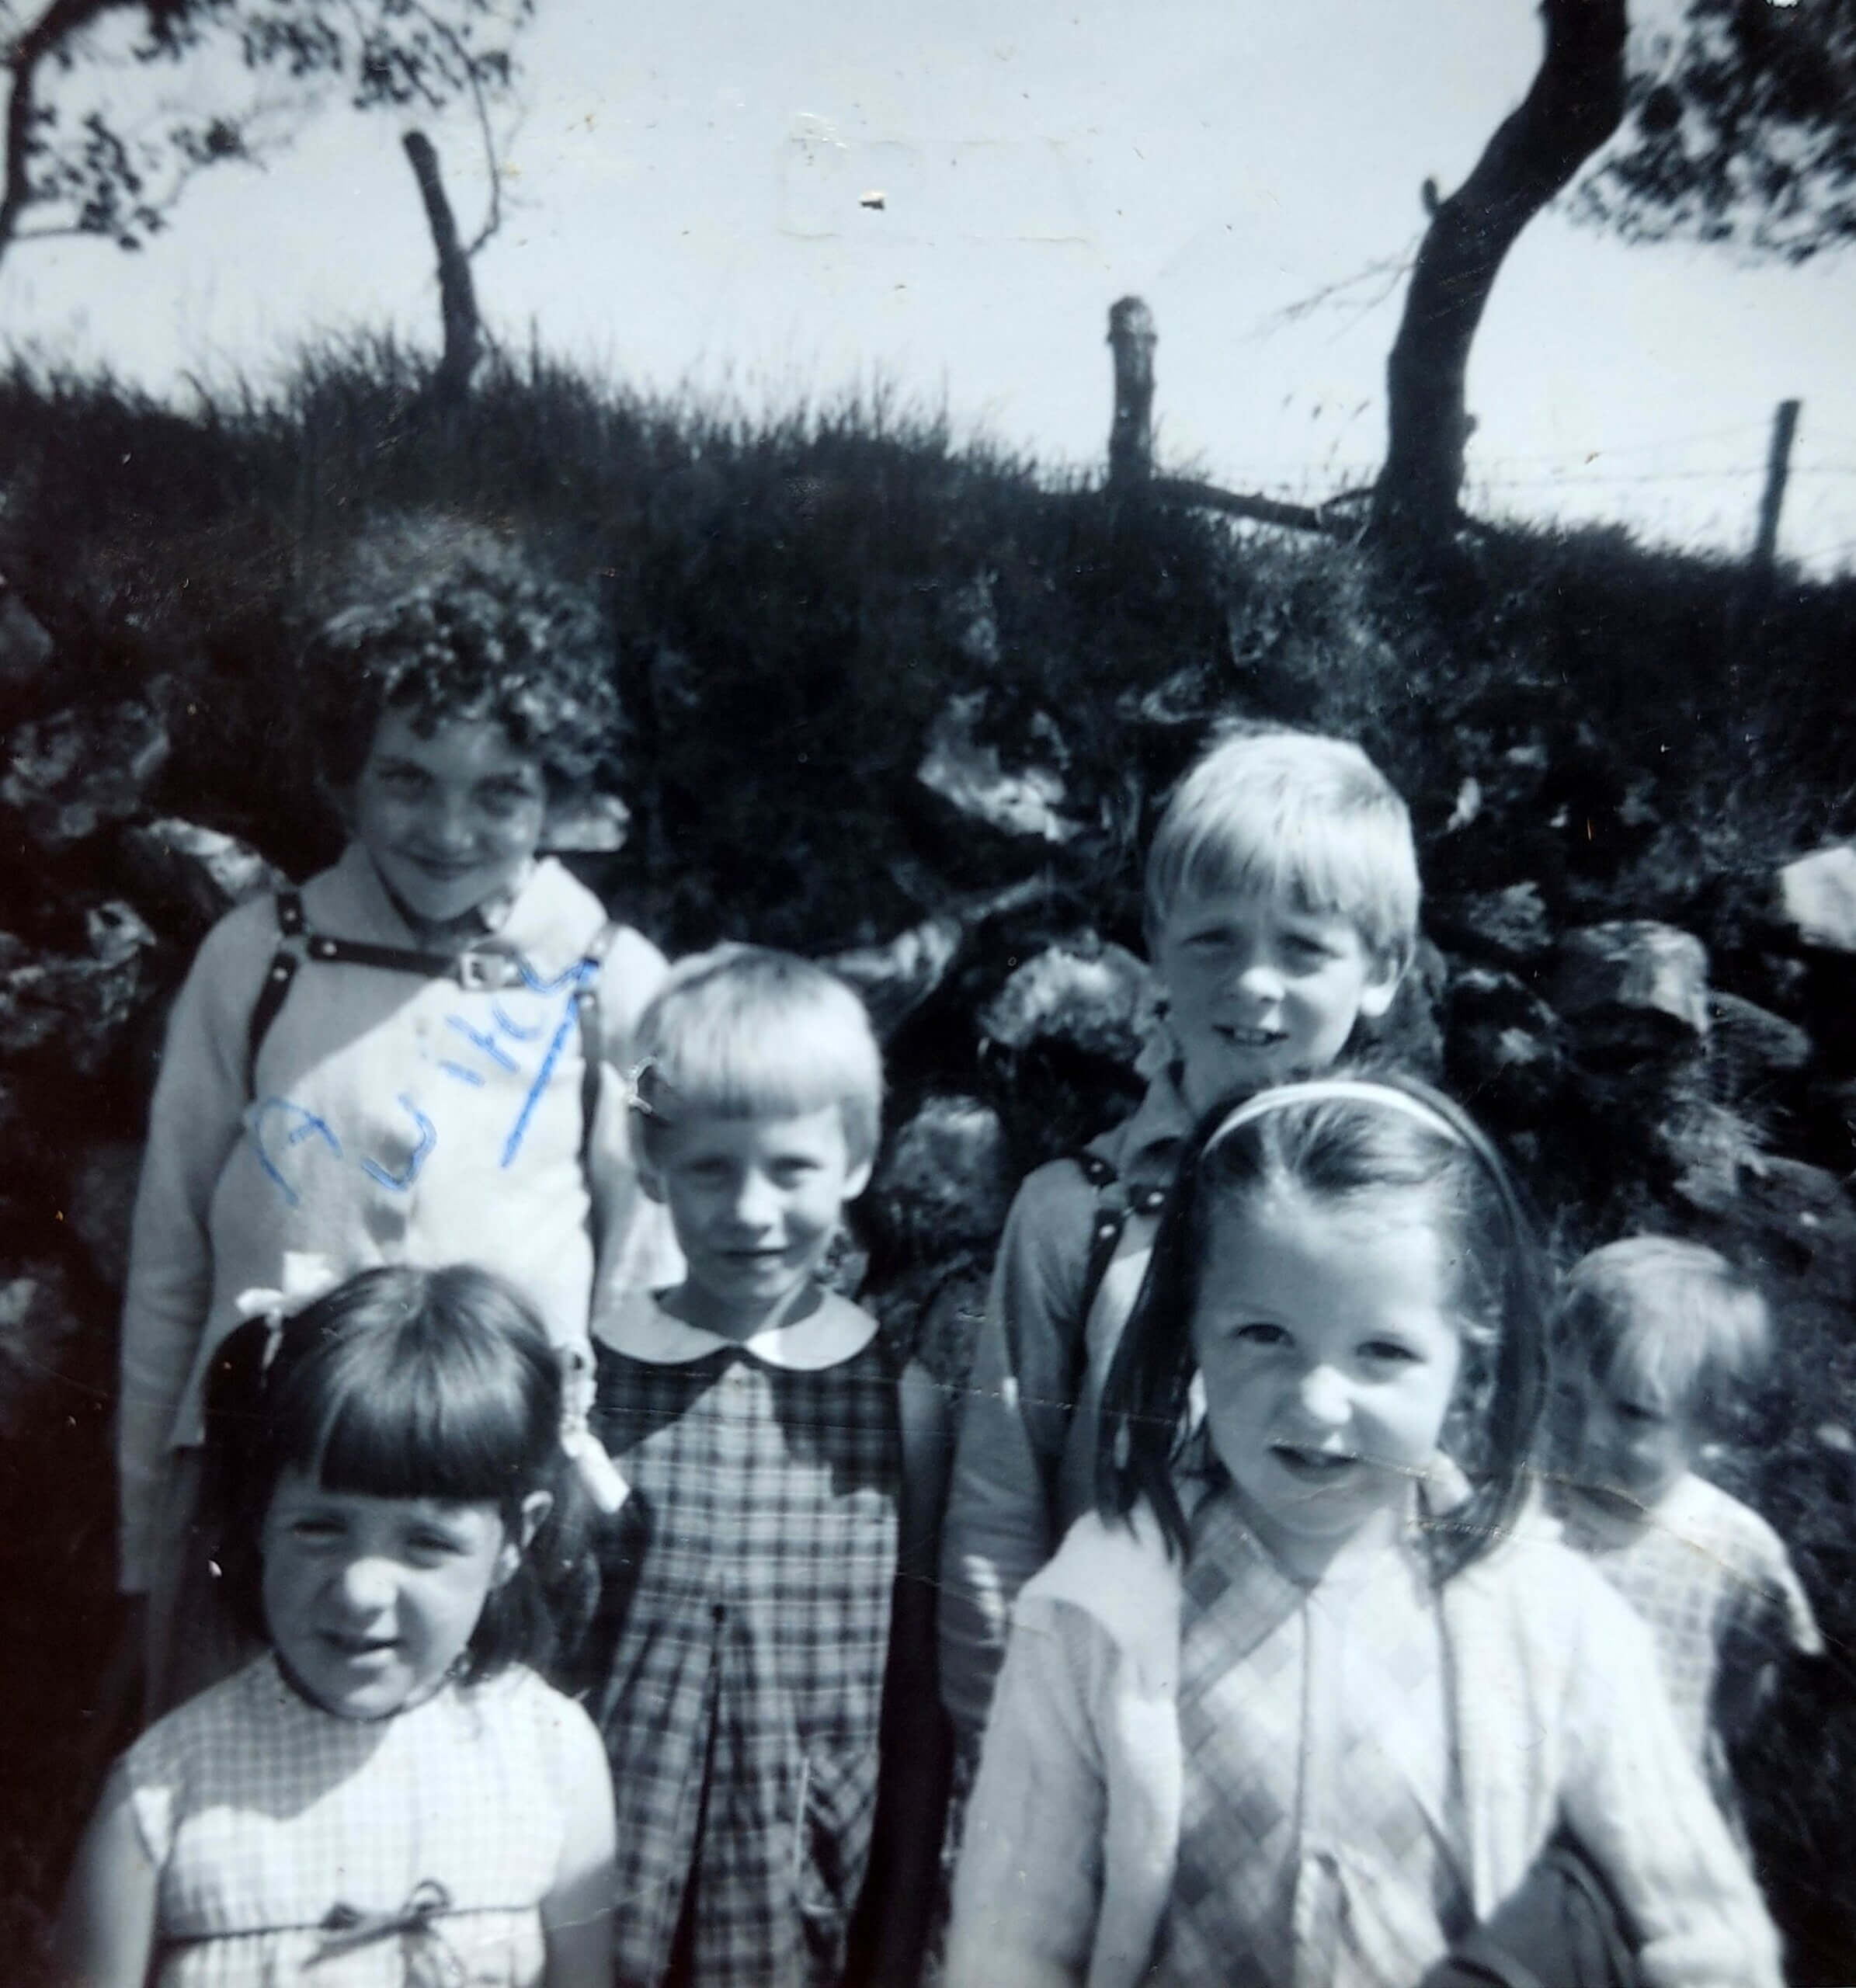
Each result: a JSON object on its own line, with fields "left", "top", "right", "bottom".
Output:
{"left": 946, "top": 1076, "right": 1781, "bottom": 1988}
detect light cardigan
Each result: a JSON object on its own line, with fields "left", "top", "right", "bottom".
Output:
{"left": 946, "top": 1502, "right": 1784, "bottom": 1988}
{"left": 117, "top": 845, "right": 676, "bottom": 1590}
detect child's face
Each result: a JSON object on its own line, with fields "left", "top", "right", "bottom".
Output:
{"left": 260, "top": 1469, "right": 541, "bottom": 1719}
{"left": 644, "top": 1105, "right": 871, "bottom": 1340}
{"left": 1191, "top": 1185, "right": 1462, "bottom": 1580}
{"left": 346, "top": 711, "right": 550, "bottom": 926}
{"left": 1154, "top": 886, "right": 1399, "bottom": 1114}
{"left": 1571, "top": 1361, "right": 1696, "bottom": 1513}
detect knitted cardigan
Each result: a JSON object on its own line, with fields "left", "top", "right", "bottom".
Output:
{"left": 946, "top": 1503, "right": 1783, "bottom": 1988}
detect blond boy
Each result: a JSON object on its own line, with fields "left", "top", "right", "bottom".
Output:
{"left": 937, "top": 729, "right": 1420, "bottom": 1747}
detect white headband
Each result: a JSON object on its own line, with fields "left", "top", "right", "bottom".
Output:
{"left": 1204, "top": 1076, "right": 1470, "bottom": 1155}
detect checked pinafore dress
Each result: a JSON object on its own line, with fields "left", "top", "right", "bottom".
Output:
{"left": 585, "top": 1290, "right": 901, "bottom": 1988}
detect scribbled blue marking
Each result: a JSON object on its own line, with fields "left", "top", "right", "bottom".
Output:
{"left": 252, "top": 1100, "right": 342, "bottom": 1208}
{"left": 512, "top": 954, "right": 593, "bottom": 996}
{"left": 439, "top": 1061, "right": 485, "bottom": 1087}
{"left": 446, "top": 1014, "right": 520, "bottom": 1071}
{"left": 490, "top": 1000, "right": 543, "bottom": 1041}
{"left": 500, "top": 966, "right": 594, "bottom": 1169}
{"left": 360, "top": 1094, "right": 437, "bottom": 1190}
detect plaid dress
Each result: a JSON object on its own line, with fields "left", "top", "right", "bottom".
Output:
{"left": 586, "top": 1292, "right": 901, "bottom": 1988}
{"left": 1151, "top": 1491, "right": 1473, "bottom": 1988}
{"left": 1559, "top": 1471, "right": 1822, "bottom": 1827}
{"left": 121, "top": 1654, "right": 579, "bottom": 1986}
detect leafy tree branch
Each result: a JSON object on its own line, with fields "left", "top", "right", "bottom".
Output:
{"left": 0, "top": 0, "right": 530, "bottom": 273}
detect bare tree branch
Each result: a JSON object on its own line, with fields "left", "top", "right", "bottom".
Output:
{"left": 405, "top": 0, "right": 502, "bottom": 254}
{"left": 1245, "top": 238, "right": 1423, "bottom": 342}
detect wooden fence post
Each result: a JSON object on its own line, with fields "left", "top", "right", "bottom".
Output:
{"left": 1751, "top": 398, "right": 1800, "bottom": 580}
{"left": 1107, "top": 297, "right": 1156, "bottom": 489}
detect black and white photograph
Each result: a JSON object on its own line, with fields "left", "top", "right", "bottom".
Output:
{"left": 2, "top": 1, "right": 1853, "bottom": 1983}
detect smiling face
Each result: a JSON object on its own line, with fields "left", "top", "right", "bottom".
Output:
{"left": 345, "top": 711, "right": 550, "bottom": 929}
{"left": 645, "top": 1104, "right": 871, "bottom": 1340}
{"left": 1190, "top": 1183, "right": 1463, "bottom": 1580}
{"left": 1154, "top": 887, "right": 1401, "bottom": 1115}
{"left": 260, "top": 1471, "right": 539, "bottom": 1719}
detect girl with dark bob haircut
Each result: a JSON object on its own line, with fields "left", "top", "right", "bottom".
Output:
{"left": 58, "top": 1263, "right": 620, "bottom": 1987}
{"left": 204, "top": 1261, "right": 579, "bottom": 1680}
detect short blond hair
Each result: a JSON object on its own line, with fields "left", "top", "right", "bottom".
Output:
{"left": 1143, "top": 729, "right": 1420, "bottom": 961}
{"left": 631, "top": 945, "right": 884, "bottom": 1165}
{"left": 1555, "top": 1236, "right": 1771, "bottom": 1423}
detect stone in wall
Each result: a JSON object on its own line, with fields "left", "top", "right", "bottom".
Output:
{"left": 869, "top": 1096, "right": 1013, "bottom": 1256}
{"left": 117, "top": 818, "right": 283, "bottom": 933}
{"left": 1, "top": 700, "right": 169, "bottom": 850}
{"left": 1442, "top": 964, "right": 1569, "bottom": 1124}
{"left": 831, "top": 912, "right": 966, "bottom": 1041}
{"left": 1718, "top": 1152, "right": 1856, "bottom": 1310}
{"left": 0, "top": 902, "right": 156, "bottom": 1078}
{"left": 917, "top": 692, "right": 1081, "bottom": 846}
{"left": 1434, "top": 882, "right": 1554, "bottom": 970}
{"left": 1776, "top": 843, "right": 1856, "bottom": 954}
{"left": 978, "top": 936, "right": 1157, "bottom": 1069}
{"left": 1705, "top": 990, "right": 1814, "bottom": 1137}
{"left": 1552, "top": 920, "right": 1712, "bottom": 1048}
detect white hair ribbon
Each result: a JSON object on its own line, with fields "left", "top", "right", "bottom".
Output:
{"left": 618, "top": 1055, "right": 662, "bottom": 1121}
{"left": 558, "top": 1343, "right": 629, "bottom": 1516}
{"left": 232, "top": 1252, "right": 341, "bottom": 1374}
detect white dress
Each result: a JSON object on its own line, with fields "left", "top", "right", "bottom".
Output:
{"left": 123, "top": 1654, "right": 586, "bottom": 1986}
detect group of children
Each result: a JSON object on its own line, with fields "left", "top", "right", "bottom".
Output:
{"left": 51, "top": 552, "right": 1818, "bottom": 1988}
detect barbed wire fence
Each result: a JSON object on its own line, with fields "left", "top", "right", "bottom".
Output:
{"left": 1103, "top": 297, "right": 1855, "bottom": 576}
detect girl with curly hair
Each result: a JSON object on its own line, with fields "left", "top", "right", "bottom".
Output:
{"left": 117, "top": 540, "right": 676, "bottom": 1718}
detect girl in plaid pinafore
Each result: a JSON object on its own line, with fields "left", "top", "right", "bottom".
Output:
{"left": 588, "top": 1291, "right": 901, "bottom": 1988}
{"left": 574, "top": 946, "right": 951, "bottom": 1988}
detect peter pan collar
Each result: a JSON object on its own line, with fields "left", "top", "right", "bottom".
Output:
{"left": 594, "top": 1286, "right": 879, "bottom": 1371}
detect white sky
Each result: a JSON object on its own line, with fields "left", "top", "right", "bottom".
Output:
{"left": 5, "top": 0, "right": 1855, "bottom": 572}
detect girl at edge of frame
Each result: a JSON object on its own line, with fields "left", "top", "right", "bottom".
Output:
{"left": 54, "top": 1263, "right": 617, "bottom": 1988}
{"left": 944, "top": 1072, "right": 1785, "bottom": 1988}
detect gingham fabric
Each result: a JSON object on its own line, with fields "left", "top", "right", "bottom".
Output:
{"left": 121, "top": 1654, "right": 581, "bottom": 1986}
{"left": 1560, "top": 1470, "right": 1822, "bottom": 1821}
{"left": 1151, "top": 1491, "right": 1472, "bottom": 1988}
{"left": 586, "top": 1307, "right": 900, "bottom": 1988}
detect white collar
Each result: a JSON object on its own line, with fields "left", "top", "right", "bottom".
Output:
{"left": 595, "top": 1285, "right": 878, "bottom": 1371}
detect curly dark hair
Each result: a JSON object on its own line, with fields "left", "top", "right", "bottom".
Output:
{"left": 301, "top": 542, "right": 622, "bottom": 798}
